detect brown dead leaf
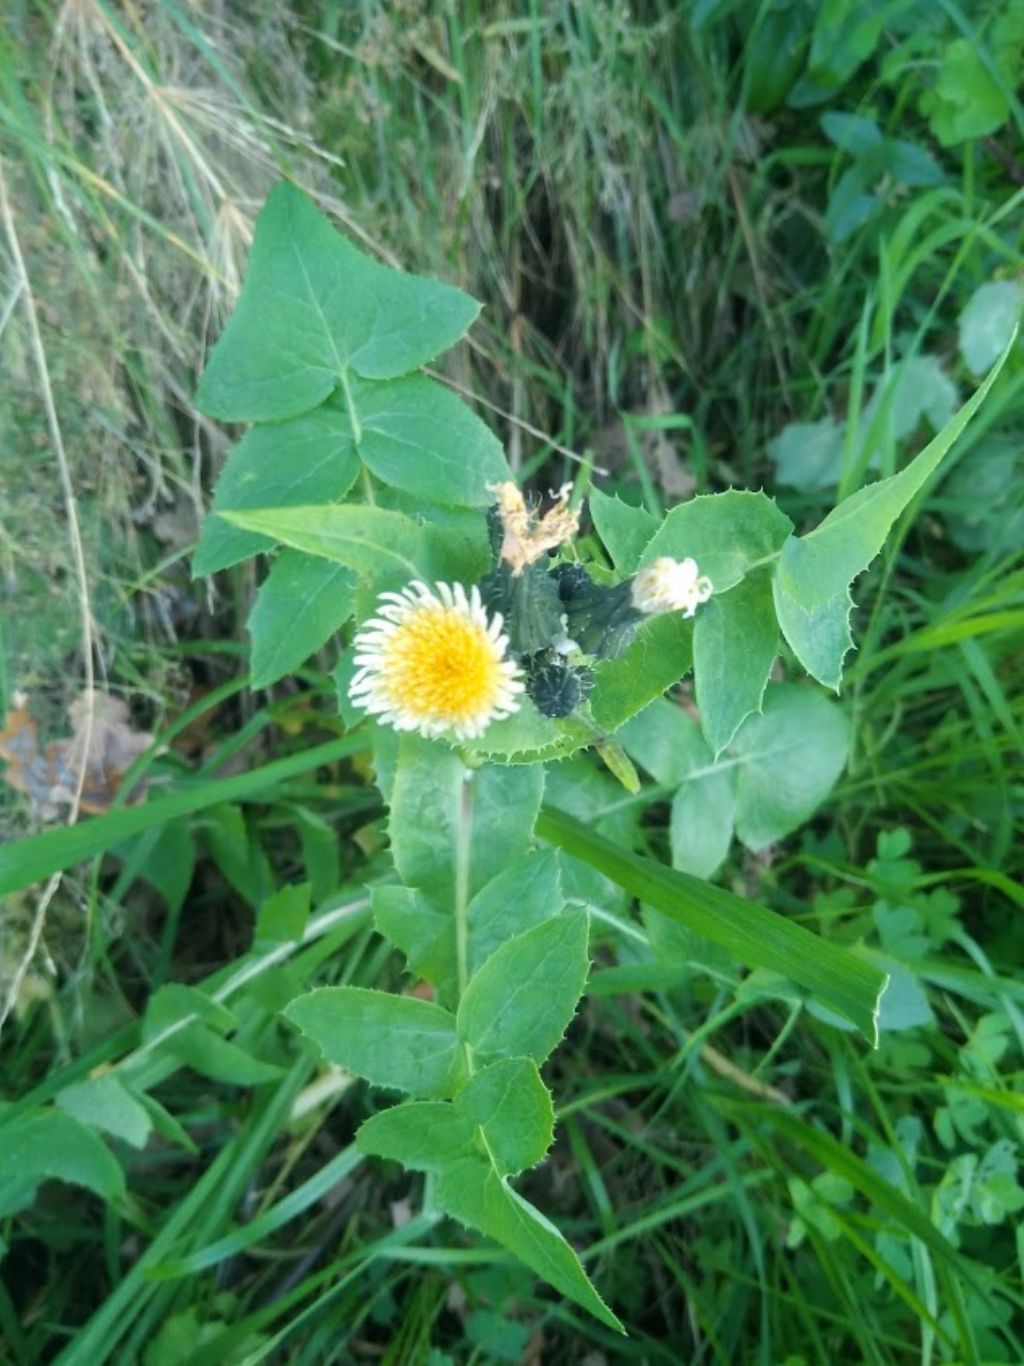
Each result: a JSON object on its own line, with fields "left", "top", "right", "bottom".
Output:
{"left": 0, "top": 689, "right": 153, "bottom": 818}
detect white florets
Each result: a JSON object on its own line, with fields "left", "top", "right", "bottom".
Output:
{"left": 348, "top": 580, "right": 524, "bottom": 741}
{"left": 630, "top": 556, "right": 713, "bottom": 618}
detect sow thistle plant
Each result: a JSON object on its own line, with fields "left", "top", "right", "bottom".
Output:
{"left": 190, "top": 183, "right": 1012, "bottom": 1330}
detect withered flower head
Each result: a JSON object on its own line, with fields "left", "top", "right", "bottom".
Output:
{"left": 489, "top": 481, "right": 580, "bottom": 577}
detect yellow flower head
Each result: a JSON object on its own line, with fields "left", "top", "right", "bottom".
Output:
{"left": 349, "top": 581, "right": 524, "bottom": 740}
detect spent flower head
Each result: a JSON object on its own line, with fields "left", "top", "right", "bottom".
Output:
{"left": 630, "top": 556, "right": 713, "bottom": 618}
{"left": 349, "top": 581, "right": 523, "bottom": 741}
{"left": 490, "top": 480, "right": 580, "bottom": 576}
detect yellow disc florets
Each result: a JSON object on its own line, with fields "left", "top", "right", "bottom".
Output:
{"left": 348, "top": 581, "right": 524, "bottom": 740}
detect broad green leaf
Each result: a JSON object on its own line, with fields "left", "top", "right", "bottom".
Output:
{"left": 218, "top": 504, "right": 425, "bottom": 580}
{"left": 458, "top": 910, "right": 590, "bottom": 1063}
{"left": 465, "top": 699, "right": 569, "bottom": 762}
{"left": 824, "top": 166, "right": 878, "bottom": 244}
{"left": 768, "top": 417, "right": 845, "bottom": 492}
{"left": 618, "top": 696, "right": 699, "bottom": 788}
{"left": 620, "top": 700, "right": 734, "bottom": 878}
{"left": 56, "top": 1076, "right": 152, "bottom": 1150}
{"left": 536, "top": 805, "right": 887, "bottom": 1043}
{"left": 820, "top": 110, "right": 881, "bottom": 154}
{"left": 467, "top": 849, "right": 563, "bottom": 975}
{"left": 731, "top": 684, "right": 849, "bottom": 851}
{"left": 959, "top": 280, "right": 1023, "bottom": 375}
{"left": 144, "top": 984, "right": 236, "bottom": 1038}
{"left": 357, "top": 1060, "right": 552, "bottom": 1178}
{"left": 255, "top": 882, "right": 311, "bottom": 943}
{"left": 639, "top": 490, "right": 793, "bottom": 594}
{"left": 201, "top": 802, "right": 272, "bottom": 906}
{"left": 670, "top": 763, "right": 736, "bottom": 881}
{"left": 113, "top": 819, "right": 195, "bottom": 914}
{"left": 433, "top": 1156, "right": 622, "bottom": 1332}
{"left": 357, "top": 1101, "right": 474, "bottom": 1169}
{"left": 921, "top": 40, "right": 1009, "bottom": 146}
{"left": 457, "top": 1058, "right": 554, "bottom": 1175}
{"left": 772, "top": 577, "right": 854, "bottom": 691}
{"left": 0, "top": 1109, "right": 125, "bottom": 1218}
{"left": 388, "top": 736, "right": 544, "bottom": 908}
{"left": 351, "top": 373, "right": 509, "bottom": 505}
{"left": 543, "top": 760, "right": 642, "bottom": 917}
{"left": 375, "top": 492, "right": 494, "bottom": 585}
{"left": 372, "top": 885, "right": 456, "bottom": 995}
{"left": 162, "top": 1026, "right": 283, "bottom": 1086}
{"left": 136, "top": 1092, "right": 197, "bottom": 1154}
{"left": 694, "top": 568, "right": 777, "bottom": 754}
{"left": 248, "top": 552, "right": 356, "bottom": 688}
{"left": 192, "top": 406, "right": 359, "bottom": 576}
{"left": 283, "top": 986, "right": 461, "bottom": 1097}
{"left": 776, "top": 335, "right": 1015, "bottom": 610}
{"left": 870, "top": 354, "right": 957, "bottom": 442}
{"left": 197, "top": 182, "right": 480, "bottom": 421}
{"left": 590, "top": 614, "right": 693, "bottom": 732}
{"left": 588, "top": 487, "right": 659, "bottom": 571}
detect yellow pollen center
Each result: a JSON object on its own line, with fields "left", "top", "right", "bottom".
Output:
{"left": 382, "top": 604, "right": 503, "bottom": 724}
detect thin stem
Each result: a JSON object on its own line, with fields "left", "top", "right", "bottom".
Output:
{"left": 454, "top": 774, "right": 472, "bottom": 1001}
{"left": 453, "top": 768, "right": 476, "bottom": 1078}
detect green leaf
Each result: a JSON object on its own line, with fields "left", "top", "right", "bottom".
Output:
{"left": 144, "top": 983, "right": 236, "bottom": 1038}
{"left": 620, "top": 700, "right": 734, "bottom": 878}
{"left": 670, "top": 761, "right": 736, "bottom": 880}
{"left": 388, "top": 736, "right": 544, "bottom": 908}
{"left": 458, "top": 910, "right": 590, "bottom": 1063}
{"left": 959, "top": 280, "right": 1023, "bottom": 376}
{"left": 357, "top": 1059, "right": 552, "bottom": 1178}
{"left": 351, "top": 373, "right": 509, "bottom": 505}
{"left": 372, "top": 885, "right": 456, "bottom": 994}
{"left": 776, "top": 337, "right": 1016, "bottom": 611}
{"left": 731, "top": 684, "right": 850, "bottom": 851}
{"left": 694, "top": 568, "right": 777, "bottom": 754}
{"left": 921, "top": 40, "right": 1010, "bottom": 145}
{"left": 618, "top": 697, "right": 698, "bottom": 788}
{"left": 218, "top": 504, "right": 425, "bottom": 580}
{"left": 639, "top": 490, "right": 793, "bottom": 594}
{"left": 536, "top": 805, "right": 886, "bottom": 1043}
{"left": 625, "top": 686, "right": 846, "bottom": 869}
{"left": 467, "top": 849, "right": 563, "bottom": 975}
{"left": 457, "top": 1058, "right": 554, "bottom": 1175}
{"left": 192, "top": 406, "right": 359, "bottom": 576}
{"left": 464, "top": 699, "right": 572, "bottom": 762}
{"left": 201, "top": 802, "right": 272, "bottom": 906}
{"left": 357, "top": 1101, "right": 474, "bottom": 1169}
{"left": 115, "top": 819, "right": 195, "bottom": 913}
{"left": 248, "top": 552, "right": 356, "bottom": 688}
{"left": 197, "top": 182, "right": 480, "bottom": 422}
{"left": 768, "top": 417, "right": 845, "bottom": 492}
{"left": 255, "top": 882, "right": 311, "bottom": 943}
{"left": 0, "top": 1109, "right": 125, "bottom": 1218}
{"left": 56, "top": 1076, "right": 153, "bottom": 1150}
{"left": 162, "top": 1027, "right": 283, "bottom": 1086}
{"left": 588, "top": 487, "right": 659, "bottom": 571}
{"left": 772, "top": 578, "right": 854, "bottom": 691}
{"left": 433, "top": 1156, "right": 623, "bottom": 1332}
{"left": 590, "top": 614, "right": 693, "bottom": 732}
{"left": 283, "top": 986, "right": 461, "bottom": 1097}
